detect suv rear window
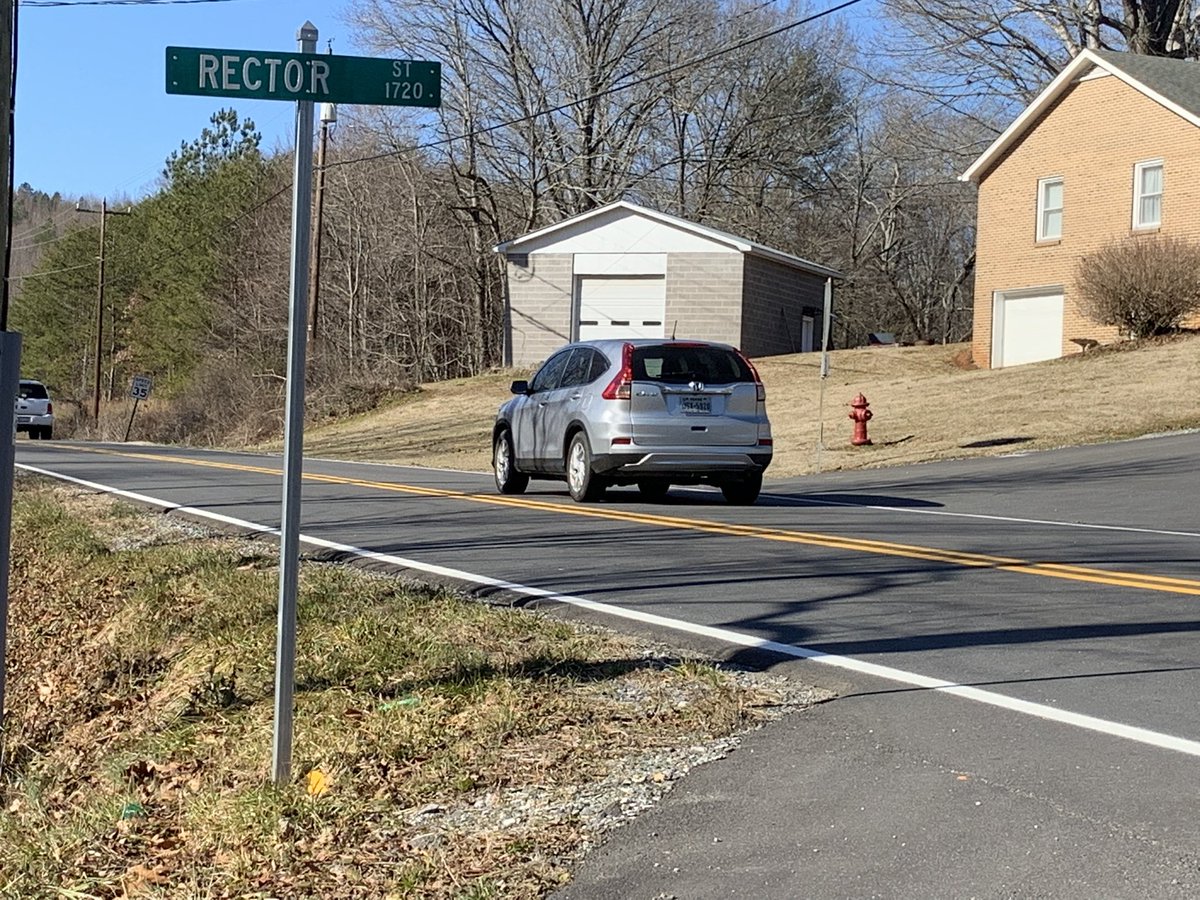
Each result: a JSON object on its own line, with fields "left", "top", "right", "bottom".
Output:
{"left": 632, "top": 345, "right": 753, "bottom": 385}
{"left": 18, "top": 382, "right": 48, "bottom": 400}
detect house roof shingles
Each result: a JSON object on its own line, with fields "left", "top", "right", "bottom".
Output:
{"left": 1090, "top": 49, "right": 1200, "bottom": 119}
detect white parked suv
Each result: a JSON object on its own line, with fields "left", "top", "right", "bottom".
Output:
{"left": 16, "top": 379, "right": 54, "bottom": 440}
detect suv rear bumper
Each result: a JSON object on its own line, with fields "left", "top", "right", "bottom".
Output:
{"left": 592, "top": 449, "right": 772, "bottom": 479}
{"left": 16, "top": 414, "right": 53, "bottom": 431}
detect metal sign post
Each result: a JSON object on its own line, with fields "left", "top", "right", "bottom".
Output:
{"left": 270, "top": 20, "right": 318, "bottom": 787}
{"left": 166, "top": 23, "right": 441, "bottom": 785}
{"left": 816, "top": 277, "right": 833, "bottom": 474}
{"left": 124, "top": 374, "right": 152, "bottom": 442}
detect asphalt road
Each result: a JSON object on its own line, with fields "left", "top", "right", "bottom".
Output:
{"left": 15, "top": 432, "right": 1200, "bottom": 898}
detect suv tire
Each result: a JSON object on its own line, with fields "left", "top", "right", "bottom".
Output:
{"left": 567, "top": 432, "right": 606, "bottom": 502}
{"left": 493, "top": 428, "right": 529, "bottom": 495}
{"left": 721, "top": 472, "right": 762, "bottom": 505}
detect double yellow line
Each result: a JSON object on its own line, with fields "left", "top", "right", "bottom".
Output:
{"left": 53, "top": 444, "right": 1200, "bottom": 597}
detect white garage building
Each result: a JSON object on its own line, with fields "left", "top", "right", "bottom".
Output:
{"left": 495, "top": 201, "right": 840, "bottom": 366}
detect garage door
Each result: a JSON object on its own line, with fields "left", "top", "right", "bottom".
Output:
{"left": 577, "top": 275, "right": 666, "bottom": 342}
{"left": 992, "top": 290, "right": 1064, "bottom": 368}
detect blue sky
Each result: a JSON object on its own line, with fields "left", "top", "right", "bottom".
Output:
{"left": 17, "top": 0, "right": 359, "bottom": 202}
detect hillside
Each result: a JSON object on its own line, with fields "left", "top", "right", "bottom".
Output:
{"left": 294, "top": 335, "right": 1200, "bottom": 480}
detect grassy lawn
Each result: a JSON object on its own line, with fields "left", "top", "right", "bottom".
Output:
{"left": 292, "top": 334, "right": 1200, "bottom": 480}
{"left": 0, "top": 479, "right": 826, "bottom": 898}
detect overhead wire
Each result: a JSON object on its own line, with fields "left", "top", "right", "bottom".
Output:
{"left": 326, "top": 0, "right": 868, "bottom": 173}
{"left": 22, "top": 0, "right": 254, "bottom": 8}
{"left": 11, "top": 0, "right": 866, "bottom": 324}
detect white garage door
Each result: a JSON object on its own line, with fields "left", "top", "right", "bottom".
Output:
{"left": 993, "top": 290, "right": 1064, "bottom": 368}
{"left": 577, "top": 275, "right": 666, "bottom": 342}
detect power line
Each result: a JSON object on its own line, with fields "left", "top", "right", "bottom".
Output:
{"left": 12, "top": 0, "right": 864, "bottom": 331}
{"left": 22, "top": 0, "right": 253, "bottom": 8}
{"left": 5, "top": 261, "right": 91, "bottom": 280}
{"left": 327, "top": 0, "right": 867, "bottom": 173}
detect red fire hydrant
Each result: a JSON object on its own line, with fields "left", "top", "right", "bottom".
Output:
{"left": 849, "top": 393, "right": 873, "bottom": 446}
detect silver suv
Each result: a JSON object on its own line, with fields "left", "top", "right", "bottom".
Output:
{"left": 493, "top": 339, "right": 772, "bottom": 504}
{"left": 16, "top": 379, "right": 54, "bottom": 440}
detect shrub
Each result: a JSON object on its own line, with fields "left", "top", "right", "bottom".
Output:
{"left": 1075, "top": 235, "right": 1200, "bottom": 338}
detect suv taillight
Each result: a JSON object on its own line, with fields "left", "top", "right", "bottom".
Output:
{"left": 738, "top": 352, "right": 766, "bottom": 401}
{"left": 602, "top": 342, "right": 634, "bottom": 400}
{"left": 46, "top": 401, "right": 53, "bottom": 414}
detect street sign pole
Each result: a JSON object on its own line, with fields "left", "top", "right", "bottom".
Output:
{"left": 816, "top": 276, "right": 833, "bottom": 474}
{"left": 125, "top": 375, "right": 152, "bottom": 442}
{"left": 166, "top": 25, "right": 440, "bottom": 785}
{"left": 271, "top": 20, "right": 318, "bottom": 786}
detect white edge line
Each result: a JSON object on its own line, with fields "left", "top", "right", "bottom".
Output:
{"left": 761, "top": 493, "right": 1200, "bottom": 539}
{"left": 18, "top": 462, "right": 1200, "bottom": 760}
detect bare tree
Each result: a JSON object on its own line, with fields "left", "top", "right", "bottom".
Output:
{"left": 817, "top": 87, "right": 980, "bottom": 345}
{"left": 879, "top": 0, "right": 1199, "bottom": 112}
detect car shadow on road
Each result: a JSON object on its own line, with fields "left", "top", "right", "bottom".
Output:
{"left": 537, "top": 487, "right": 946, "bottom": 510}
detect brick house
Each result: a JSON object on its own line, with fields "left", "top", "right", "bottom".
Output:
{"left": 961, "top": 49, "right": 1200, "bottom": 368}
{"left": 494, "top": 201, "right": 840, "bottom": 367}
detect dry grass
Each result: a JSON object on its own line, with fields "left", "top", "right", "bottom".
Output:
{"left": 292, "top": 334, "right": 1200, "bottom": 479}
{"left": 1, "top": 479, "right": 822, "bottom": 898}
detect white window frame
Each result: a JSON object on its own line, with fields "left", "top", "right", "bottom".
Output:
{"left": 1132, "top": 159, "right": 1163, "bottom": 230}
{"left": 1036, "top": 176, "right": 1064, "bottom": 241}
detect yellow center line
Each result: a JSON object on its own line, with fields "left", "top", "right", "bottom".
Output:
{"left": 48, "top": 443, "right": 1200, "bottom": 597}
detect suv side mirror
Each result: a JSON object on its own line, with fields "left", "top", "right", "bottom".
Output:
{"left": 510, "top": 380, "right": 530, "bottom": 395}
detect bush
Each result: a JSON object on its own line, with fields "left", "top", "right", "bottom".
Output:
{"left": 1075, "top": 235, "right": 1200, "bottom": 338}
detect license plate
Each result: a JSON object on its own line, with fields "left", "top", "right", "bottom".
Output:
{"left": 16, "top": 416, "right": 30, "bottom": 424}
{"left": 680, "top": 395, "right": 710, "bottom": 415}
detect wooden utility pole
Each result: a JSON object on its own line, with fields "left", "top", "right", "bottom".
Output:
{"left": 307, "top": 102, "right": 334, "bottom": 349}
{"left": 76, "top": 199, "right": 131, "bottom": 420}
{"left": 0, "top": 0, "right": 18, "bottom": 743}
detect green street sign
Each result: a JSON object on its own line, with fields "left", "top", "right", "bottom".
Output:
{"left": 165, "top": 46, "right": 441, "bottom": 107}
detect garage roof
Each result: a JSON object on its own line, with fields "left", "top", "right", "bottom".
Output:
{"left": 494, "top": 200, "right": 842, "bottom": 279}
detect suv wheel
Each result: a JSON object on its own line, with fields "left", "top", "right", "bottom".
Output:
{"left": 493, "top": 428, "right": 528, "bottom": 495}
{"left": 721, "top": 472, "right": 762, "bottom": 505}
{"left": 567, "top": 432, "right": 605, "bottom": 502}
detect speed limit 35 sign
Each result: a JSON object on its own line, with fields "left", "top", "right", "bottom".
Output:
{"left": 130, "top": 375, "right": 152, "bottom": 401}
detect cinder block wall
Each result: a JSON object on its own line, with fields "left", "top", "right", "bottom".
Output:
{"left": 505, "top": 253, "right": 574, "bottom": 366}
{"left": 663, "top": 253, "right": 744, "bottom": 344}
{"left": 974, "top": 73, "right": 1200, "bottom": 368}
{"left": 741, "top": 256, "right": 826, "bottom": 356}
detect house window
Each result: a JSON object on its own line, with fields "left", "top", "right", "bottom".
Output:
{"left": 1036, "top": 176, "right": 1063, "bottom": 241}
{"left": 1133, "top": 160, "right": 1163, "bottom": 229}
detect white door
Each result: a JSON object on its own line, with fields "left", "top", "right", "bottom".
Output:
{"left": 801, "top": 315, "right": 815, "bottom": 352}
{"left": 577, "top": 275, "right": 666, "bottom": 341}
{"left": 992, "top": 291, "right": 1064, "bottom": 368}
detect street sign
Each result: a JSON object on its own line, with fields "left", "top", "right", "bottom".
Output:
{"left": 165, "top": 46, "right": 441, "bottom": 107}
{"left": 130, "top": 374, "right": 152, "bottom": 401}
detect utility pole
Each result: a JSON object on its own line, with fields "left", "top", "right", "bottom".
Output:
{"left": 0, "top": 0, "right": 19, "bottom": 745}
{"left": 307, "top": 101, "right": 335, "bottom": 349}
{"left": 76, "top": 199, "right": 131, "bottom": 421}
